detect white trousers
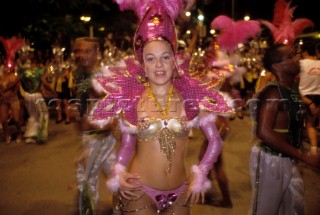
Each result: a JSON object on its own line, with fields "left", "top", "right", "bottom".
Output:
{"left": 249, "top": 145, "right": 304, "bottom": 215}
{"left": 23, "top": 92, "right": 49, "bottom": 142}
{"left": 77, "top": 132, "right": 116, "bottom": 205}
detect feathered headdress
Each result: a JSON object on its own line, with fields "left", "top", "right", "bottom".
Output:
{"left": 114, "top": 0, "right": 193, "bottom": 62}
{"left": 0, "top": 36, "right": 24, "bottom": 71}
{"left": 260, "top": 0, "right": 314, "bottom": 46}
{"left": 202, "top": 15, "right": 260, "bottom": 86}
{"left": 210, "top": 15, "right": 261, "bottom": 52}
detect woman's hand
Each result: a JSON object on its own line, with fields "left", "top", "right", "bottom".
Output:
{"left": 119, "top": 171, "right": 141, "bottom": 200}
{"left": 184, "top": 173, "right": 206, "bottom": 205}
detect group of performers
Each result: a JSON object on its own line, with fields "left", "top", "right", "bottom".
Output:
{"left": 77, "top": 0, "right": 320, "bottom": 215}
{"left": 1, "top": 0, "right": 320, "bottom": 215}
{"left": 0, "top": 37, "right": 77, "bottom": 144}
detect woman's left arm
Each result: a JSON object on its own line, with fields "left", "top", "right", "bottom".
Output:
{"left": 186, "top": 113, "right": 223, "bottom": 204}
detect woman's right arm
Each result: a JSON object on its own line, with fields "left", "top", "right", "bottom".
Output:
{"left": 107, "top": 131, "right": 141, "bottom": 198}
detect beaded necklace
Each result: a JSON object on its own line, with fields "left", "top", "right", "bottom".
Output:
{"left": 146, "top": 84, "right": 175, "bottom": 120}
{"left": 145, "top": 84, "right": 176, "bottom": 174}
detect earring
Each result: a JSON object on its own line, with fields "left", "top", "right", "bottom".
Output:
{"left": 137, "top": 74, "right": 149, "bottom": 85}
{"left": 177, "top": 68, "right": 184, "bottom": 76}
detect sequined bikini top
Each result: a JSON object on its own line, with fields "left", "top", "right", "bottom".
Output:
{"left": 136, "top": 116, "right": 189, "bottom": 174}
{"left": 137, "top": 117, "right": 189, "bottom": 141}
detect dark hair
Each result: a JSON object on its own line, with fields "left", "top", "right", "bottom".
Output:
{"left": 300, "top": 41, "right": 316, "bottom": 56}
{"left": 73, "top": 37, "right": 100, "bottom": 51}
{"left": 263, "top": 44, "right": 287, "bottom": 72}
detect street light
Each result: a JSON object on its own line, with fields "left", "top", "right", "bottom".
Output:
{"left": 197, "top": 10, "right": 206, "bottom": 44}
{"left": 80, "top": 16, "right": 91, "bottom": 22}
{"left": 197, "top": 14, "right": 204, "bottom": 21}
{"left": 80, "top": 16, "right": 93, "bottom": 37}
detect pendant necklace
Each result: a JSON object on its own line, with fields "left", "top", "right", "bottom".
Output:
{"left": 146, "top": 84, "right": 176, "bottom": 174}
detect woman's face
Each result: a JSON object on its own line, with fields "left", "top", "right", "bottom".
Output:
{"left": 143, "top": 40, "right": 175, "bottom": 86}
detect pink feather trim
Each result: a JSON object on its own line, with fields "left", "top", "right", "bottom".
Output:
{"left": 114, "top": 0, "right": 194, "bottom": 20}
{"left": 187, "top": 115, "right": 200, "bottom": 129}
{"left": 190, "top": 165, "right": 212, "bottom": 193}
{"left": 119, "top": 118, "right": 137, "bottom": 134}
{"left": 106, "top": 163, "right": 126, "bottom": 192}
{"left": 198, "top": 114, "right": 217, "bottom": 127}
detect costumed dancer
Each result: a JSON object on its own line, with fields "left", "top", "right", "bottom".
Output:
{"left": 249, "top": 0, "right": 319, "bottom": 214}
{"left": 207, "top": 15, "right": 261, "bottom": 118}
{"left": 19, "top": 65, "right": 57, "bottom": 144}
{"left": 195, "top": 15, "right": 261, "bottom": 207}
{"left": 49, "top": 45, "right": 74, "bottom": 124}
{"left": 0, "top": 36, "right": 24, "bottom": 144}
{"left": 88, "top": 0, "right": 234, "bottom": 214}
{"left": 72, "top": 37, "right": 117, "bottom": 215}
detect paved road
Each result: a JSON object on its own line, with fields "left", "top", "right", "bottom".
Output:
{"left": 0, "top": 116, "right": 319, "bottom": 215}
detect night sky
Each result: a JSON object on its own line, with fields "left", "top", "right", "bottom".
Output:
{"left": 200, "top": 0, "right": 318, "bottom": 31}
{"left": 0, "top": 0, "right": 318, "bottom": 40}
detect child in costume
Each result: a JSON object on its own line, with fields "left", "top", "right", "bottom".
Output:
{"left": 88, "top": 0, "right": 234, "bottom": 214}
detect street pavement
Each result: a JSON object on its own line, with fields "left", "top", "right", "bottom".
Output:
{"left": 0, "top": 116, "right": 319, "bottom": 215}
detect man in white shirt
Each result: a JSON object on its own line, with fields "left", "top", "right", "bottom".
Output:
{"left": 299, "top": 41, "right": 320, "bottom": 154}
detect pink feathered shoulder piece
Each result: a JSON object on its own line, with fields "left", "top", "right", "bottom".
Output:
{"left": 89, "top": 56, "right": 234, "bottom": 128}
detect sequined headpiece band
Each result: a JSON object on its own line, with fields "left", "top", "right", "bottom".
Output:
{"left": 133, "top": 2, "right": 177, "bottom": 63}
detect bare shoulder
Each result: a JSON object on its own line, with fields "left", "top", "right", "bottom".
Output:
{"left": 257, "top": 84, "right": 281, "bottom": 101}
{"left": 254, "top": 84, "right": 283, "bottom": 113}
{"left": 137, "top": 89, "right": 150, "bottom": 118}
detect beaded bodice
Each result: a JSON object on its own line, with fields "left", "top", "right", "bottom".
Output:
{"left": 136, "top": 116, "right": 188, "bottom": 174}
{"left": 137, "top": 117, "right": 189, "bottom": 141}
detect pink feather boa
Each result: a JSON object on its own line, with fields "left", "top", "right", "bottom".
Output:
{"left": 190, "top": 165, "right": 212, "bottom": 193}
{"left": 106, "top": 163, "right": 126, "bottom": 192}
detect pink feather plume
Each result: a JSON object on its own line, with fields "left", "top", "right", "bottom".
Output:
{"left": 260, "top": 0, "right": 314, "bottom": 46}
{"left": 114, "top": 0, "right": 193, "bottom": 20}
{"left": 210, "top": 15, "right": 261, "bottom": 52}
{"left": 0, "top": 36, "right": 24, "bottom": 69}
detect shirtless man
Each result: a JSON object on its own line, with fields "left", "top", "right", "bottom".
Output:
{"left": 249, "top": 44, "right": 320, "bottom": 215}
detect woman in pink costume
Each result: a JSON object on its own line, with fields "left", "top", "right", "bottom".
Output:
{"left": 88, "top": 0, "right": 233, "bottom": 214}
